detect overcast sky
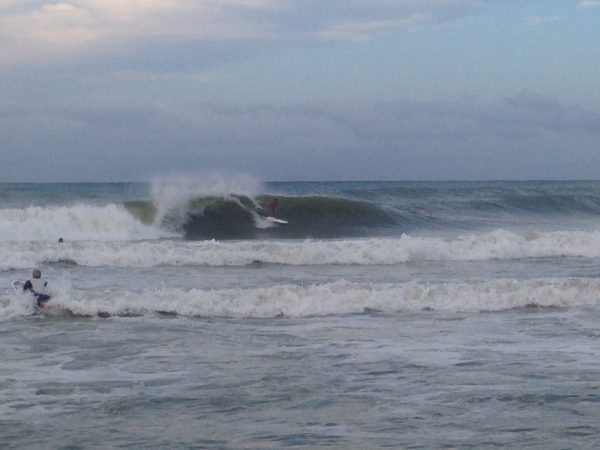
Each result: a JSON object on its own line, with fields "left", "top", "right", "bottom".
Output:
{"left": 1, "top": 0, "right": 599, "bottom": 182}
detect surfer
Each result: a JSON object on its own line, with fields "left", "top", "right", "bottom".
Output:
{"left": 23, "top": 269, "right": 52, "bottom": 308}
{"left": 267, "top": 197, "right": 279, "bottom": 216}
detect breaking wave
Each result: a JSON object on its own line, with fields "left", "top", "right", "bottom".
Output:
{"left": 3, "top": 229, "right": 600, "bottom": 269}
{"left": 0, "top": 192, "right": 396, "bottom": 244}
{"left": 6, "top": 180, "right": 600, "bottom": 243}
{"left": 124, "top": 195, "right": 397, "bottom": 240}
{"left": 0, "top": 204, "right": 170, "bottom": 242}
{"left": 3, "top": 278, "right": 600, "bottom": 319}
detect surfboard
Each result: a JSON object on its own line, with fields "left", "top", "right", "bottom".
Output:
{"left": 12, "top": 280, "right": 24, "bottom": 293}
{"left": 264, "top": 216, "right": 288, "bottom": 225}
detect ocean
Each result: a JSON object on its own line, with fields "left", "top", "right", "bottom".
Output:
{"left": 2, "top": 179, "right": 600, "bottom": 448}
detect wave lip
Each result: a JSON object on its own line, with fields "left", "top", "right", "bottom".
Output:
{"left": 6, "top": 278, "right": 599, "bottom": 319}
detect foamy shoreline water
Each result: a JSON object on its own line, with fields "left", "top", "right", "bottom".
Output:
{"left": 3, "top": 309, "right": 600, "bottom": 448}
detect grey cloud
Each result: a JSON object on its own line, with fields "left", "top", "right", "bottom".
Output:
{"left": 2, "top": 94, "right": 599, "bottom": 181}
{"left": 0, "top": 0, "right": 482, "bottom": 72}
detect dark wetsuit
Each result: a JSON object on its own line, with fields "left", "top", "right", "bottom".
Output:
{"left": 268, "top": 198, "right": 279, "bottom": 216}
{"left": 34, "top": 294, "right": 51, "bottom": 307}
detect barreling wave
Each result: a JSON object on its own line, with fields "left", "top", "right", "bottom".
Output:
{"left": 125, "top": 195, "right": 397, "bottom": 240}
{"left": 3, "top": 278, "right": 600, "bottom": 319}
{"left": 6, "top": 182, "right": 600, "bottom": 243}
{"left": 4, "top": 229, "right": 600, "bottom": 269}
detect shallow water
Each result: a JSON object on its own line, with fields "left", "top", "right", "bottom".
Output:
{"left": 3, "top": 310, "right": 600, "bottom": 449}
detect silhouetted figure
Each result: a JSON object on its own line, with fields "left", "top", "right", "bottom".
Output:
{"left": 268, "top": 198, "right": 279, "bottom": 216}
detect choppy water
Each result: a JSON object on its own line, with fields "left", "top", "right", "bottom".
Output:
{"left": 2, "top": 179, "right": 600, "bottom": 448}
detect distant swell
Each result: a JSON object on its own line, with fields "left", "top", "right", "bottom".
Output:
{"left": 349, "top": 183, "right": 600, "bottom": 221}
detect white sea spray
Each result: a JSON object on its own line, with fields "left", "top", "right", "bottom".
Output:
{"left": 0, "top": 204, "right": 169, "bottom": 242}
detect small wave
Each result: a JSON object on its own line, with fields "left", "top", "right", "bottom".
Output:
{"left": 4, "top": 229, "right": 600, "bottom": 269}
{"left": 4, "top": 278, "right": 600, "bottom": 318}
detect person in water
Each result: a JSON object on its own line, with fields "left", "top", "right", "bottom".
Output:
{"left": 267, "top": 197, "right": 279, "bottom": 216}
{"left": 23, "top": 269, "right": 51, "bottom": 308}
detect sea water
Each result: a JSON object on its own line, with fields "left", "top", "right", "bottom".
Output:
{"left": 1, "top": 180, "right": 600, "bottom": 448}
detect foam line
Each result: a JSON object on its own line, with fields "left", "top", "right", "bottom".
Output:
{"left": 2, "top": 229, "right": 600, "bottom": 269}
{"left": 3, "top": 278, "right": 599, "bottom": 319}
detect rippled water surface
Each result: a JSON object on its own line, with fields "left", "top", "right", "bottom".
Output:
{"left": 3, "top": 310, "right": 600, "bottom": 449}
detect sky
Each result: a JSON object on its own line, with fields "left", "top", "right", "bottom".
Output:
{"left": 1, "top": 0, "right": 599, "bottom": 182}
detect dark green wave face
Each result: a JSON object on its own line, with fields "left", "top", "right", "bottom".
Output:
{"left": 123, "top": 201, "right": 157, "bottom": 224}
{"left": 258, "top": 196, "right": 396, "bottom": 238}
{"left": 183, "top": 199, "right": 257, "bottom": 240}
{"left": 124, "top": 195, "right": 397, "bottom": 240}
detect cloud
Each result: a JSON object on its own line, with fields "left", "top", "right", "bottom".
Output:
{"left": 581, "top": 0, "right": 600, "bottom": 7}
{"left": 0, "top": 1, "right": 259, "bottom": 67}
{"left": 0, "top": 3, "right": 95, "bottom": 66}
{"left": 2, "top": 93, "right": 600, "bottom": 181}
{"left": 0, "top": 0, "right": 481, "bottom": 70}
{"left": 526, "top": 15, "right": 562, "bottom": 26}
{"left": 314, "top": 15, "right": 430, "bottom": 41}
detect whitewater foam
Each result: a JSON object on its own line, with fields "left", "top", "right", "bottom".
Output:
{"left": 150, "top": 172, "right": 263, "bottom": 227}
{"left": 0, "top": 204, "right": 170, "bottom": 242}
{"left": 3, "top": 229, "right": 600, "bottom": 269}
{"left": 4, "top": 278, "right": 600, "bottom": 318}
{"left": 0, "top": 291, "right": 37, "bottom": 319}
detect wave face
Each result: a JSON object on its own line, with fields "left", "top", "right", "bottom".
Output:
{"left": 181, "top": 195, "right": 397, "bottom": 240}
{"left": 123, "top": 194, "right": 397, "bottom": 240}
